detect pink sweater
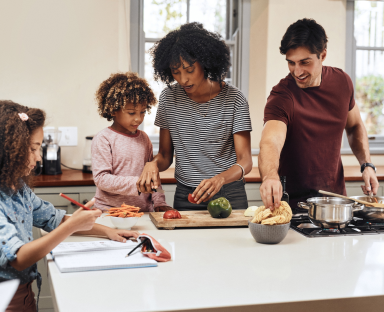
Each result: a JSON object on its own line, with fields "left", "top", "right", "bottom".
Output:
{"left": 91, "top": 127, "right": 168, "bottom": 211}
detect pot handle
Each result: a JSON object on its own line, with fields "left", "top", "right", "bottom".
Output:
{"left": 352, "top": 202, "right": 364, "bottom": 211}
{"left": 297, "top": 202, "right": 310, "bottom": 210}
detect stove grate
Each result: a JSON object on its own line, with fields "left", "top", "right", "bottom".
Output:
{"left": 290, "top": 215, "right": 384, "bottom": 237}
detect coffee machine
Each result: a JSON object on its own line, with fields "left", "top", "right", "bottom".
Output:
{"left": 42, "top": 129, "right": 62, "bottom": 175}
{"left": 82, "top": 136, "right": 93, "bottom": 173}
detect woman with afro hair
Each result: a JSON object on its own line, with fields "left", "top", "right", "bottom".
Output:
{"left": 137, "top": 22, "right": 253, "bottom": 210}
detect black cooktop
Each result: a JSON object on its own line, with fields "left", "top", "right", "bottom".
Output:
{"left": 290, "top": 215, "right": 384, "bottom": 237}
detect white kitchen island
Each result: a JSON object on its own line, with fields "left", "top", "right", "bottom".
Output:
{"left": 45, "top": 214, "right": 384, "bottom": 312}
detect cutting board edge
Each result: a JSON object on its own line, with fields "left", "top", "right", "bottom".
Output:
{"left": 149, "top": 210, "right": 252, "bottom": 229}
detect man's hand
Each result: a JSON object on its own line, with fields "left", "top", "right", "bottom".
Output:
{"left": 105, "top": 229, "right": 140, "bottom": 243}
{"left": 260, "top": 177, "right": 282, "bottom": 210}
{"left": 361, "top": 167, "right": 379, "bottom": 195}
{"left": 154, "top": 206, "right": 174, "bottom": 212}
{"left": 258, "top": 121, "right": 287, "bottom": 211}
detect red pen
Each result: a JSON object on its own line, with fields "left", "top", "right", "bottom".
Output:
{"left": 59, "top": 193, "right": 92, "bottom": 210}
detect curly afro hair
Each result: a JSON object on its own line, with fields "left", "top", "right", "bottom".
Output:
{"left": 96, "top": 72, "right": 157, "bottom": 121}
{"left": 150, "top": 22, "right": 231, "bottom": 87}
{"left": 0, "top": 100, "right": 46, "bottom": 194}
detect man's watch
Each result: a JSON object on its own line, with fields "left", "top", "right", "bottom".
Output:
{"left": 361, "top": 163, "right": 376, "bottom": 173}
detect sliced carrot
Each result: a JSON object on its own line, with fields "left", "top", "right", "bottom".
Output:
{"left": 106, "top": 203, "right": 143, "bottom": 218}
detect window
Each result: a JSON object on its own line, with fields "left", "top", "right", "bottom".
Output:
{"left": 345, "top": 0, "right": 384, "bottom": 153}
{"left": 130, "top": 0, "right": 251, "bottom": 146}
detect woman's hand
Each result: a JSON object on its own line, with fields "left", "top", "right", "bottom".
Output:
{"left": 192, "top": 176, "right": 225, "bottom": 204}
{"left": 136, "top": 161, "right": 160, "bottom": 194}
{"left": 154, "top": 206, "right": 174, "bottom": 212}
{"left": 105, "top": 229, "right": 140, "bottom": 243}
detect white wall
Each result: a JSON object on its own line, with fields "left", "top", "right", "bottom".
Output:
{"left": 0, "top": 0, "right": 130, "bottom": 168}
{"left": 0, "top": 0, "right": 382, "bottom": 169}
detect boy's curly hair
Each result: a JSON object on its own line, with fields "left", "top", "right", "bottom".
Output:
{"left": 150, "top": 22, "right": 231, "bottom": 87}
{"left": 96, "top": 72, "right": 157, "bottom": 121}
{"left": 0, "top": 100, "right": 46, "bottom": 194}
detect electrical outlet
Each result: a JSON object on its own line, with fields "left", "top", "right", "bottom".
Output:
{"left": 58, "top": 127, "right": 78, "bottom": 146}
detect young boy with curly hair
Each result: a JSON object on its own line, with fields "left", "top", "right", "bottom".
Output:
{"left": 92, "top": 72, "right": 172, "bottom": 212}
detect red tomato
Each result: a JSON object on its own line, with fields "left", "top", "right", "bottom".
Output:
{"left": 163, "top": 210, "right": 182, "bottom": 219}
{"left": 188, "top": 194, "right": 197, "bottom": 204}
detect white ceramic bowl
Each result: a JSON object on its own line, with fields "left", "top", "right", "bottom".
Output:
{"left": 110, "top": 217, "right": 139, "bottom": 230}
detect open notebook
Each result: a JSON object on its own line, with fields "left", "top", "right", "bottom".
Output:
{"left": 51, "top": 240, "right": 157, "bottom": 273}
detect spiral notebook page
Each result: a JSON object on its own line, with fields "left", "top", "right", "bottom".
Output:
{"left": 54, "top": 249, "right": 157, "bottom": 273}
{"left": 52, "top": 240, "right": 137, "bottom": 256}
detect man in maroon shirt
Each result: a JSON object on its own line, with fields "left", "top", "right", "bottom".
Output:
{"left": 259, "top": 18, "right": 379, "bottom": 212}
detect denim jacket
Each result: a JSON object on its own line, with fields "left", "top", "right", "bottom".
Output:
{"left": 0, "top": 186, "right": 66, "bottom": 284}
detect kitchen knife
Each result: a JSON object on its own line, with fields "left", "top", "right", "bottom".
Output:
{"left": 137, "top": 188, "right": 165, "bottom": 196}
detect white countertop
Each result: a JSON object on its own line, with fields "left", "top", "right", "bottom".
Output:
{"left": 46, "top": 214, "right": 384, "bottom": 312}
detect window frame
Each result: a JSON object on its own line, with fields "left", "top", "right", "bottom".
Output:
{"left": 343, "top": 0, "right": 384, "bottom": 155}
{"left": 130, "top": 0, "right": 251, "bottom": 151}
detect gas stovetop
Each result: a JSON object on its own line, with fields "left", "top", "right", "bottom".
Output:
{"left": 290, "top": 215, "right": 384, "bottom": 237}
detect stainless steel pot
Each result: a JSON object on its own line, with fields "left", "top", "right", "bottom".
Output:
{"left": 350, "top": 196, "right": 384, "bottom": 222}
{"left": 297, "top": 197, "right": 363, "bottom": 228}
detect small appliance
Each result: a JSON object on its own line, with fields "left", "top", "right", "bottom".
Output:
{"left": 42, "top": 129, "right": 62, "bottom": 175}
{"left": 82, "top": 136, "right": 93, "bottom": 173}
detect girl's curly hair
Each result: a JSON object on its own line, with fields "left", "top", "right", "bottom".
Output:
{"left": 0, "top": 100, "right": 46, "bottom": 194}
{"left": 96, "top": 72, "right": 157, "bottom": 121}
{"left": 150, "top": 22, "right": 231, "bottom": 87}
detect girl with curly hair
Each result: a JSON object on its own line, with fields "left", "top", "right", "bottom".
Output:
{"left": 0, "top": 101, "right": 139, "bottom": 312}
{"left": 137, "top": 22, "right": 253, "bottom": 210}
{"left": 92, "top": 72, "right": 172, "bottom": 212}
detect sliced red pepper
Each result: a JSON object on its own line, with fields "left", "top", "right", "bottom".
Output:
{"left": 188, "top": 194, "right": 197, "bottom": 204}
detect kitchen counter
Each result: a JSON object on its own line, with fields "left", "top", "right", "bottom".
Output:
{"left": 45, "top": 214, "right": 384, "bottom": 312}
{"left": 34, "top": 166, "right": 384, "bottom": 187}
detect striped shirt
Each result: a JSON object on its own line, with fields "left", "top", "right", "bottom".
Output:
{"left": 155, "top": 83, "right": 252, "bottom": 187}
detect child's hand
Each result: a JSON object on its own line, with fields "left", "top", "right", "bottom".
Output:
{"left": 154, "top": 206, "right": 174, "bottom": 212}
{"left": 83, "top": 197, "right": 96, "bottom": 209}
{"left": 68, "top": 208, "right": 102, "bottom": 232}
{"left": 137, "top": 161, "right": 160, "bottom": 193}
{"left": 105, "top": 229, "right": 140, "bottom": 243}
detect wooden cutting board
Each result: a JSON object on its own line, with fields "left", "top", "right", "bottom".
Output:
{"left": 149, "top": 210, "right": 252, "bottom": 230}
